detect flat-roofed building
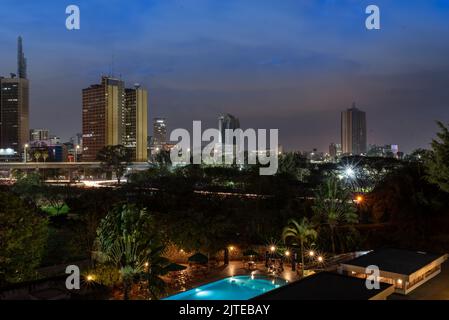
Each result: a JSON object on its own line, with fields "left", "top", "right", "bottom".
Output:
{"left": 339, "top": 248, "right": 448, "bottom": 295}
{"left": 83, "top": 77, "right": 148, "bottom": 162}
{"left": 254, "top": 272, "right": 394, "bottom": 300}
{"left": 82, "top": 76, "right": 124, "bottom": 161}
{"left": 30, "top": 128, "right": 49, "bottom": 142}
{"left": 0, "top": 77, "right": 29, "bottom": 159}
{"left": 123, "top": 85, "right": 148, "bottom": 162}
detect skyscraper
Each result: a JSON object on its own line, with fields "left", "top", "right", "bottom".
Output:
{"left": 82, "top": 76, "right": 125, "bottom": 161}
{"left": 218, "top": 113, "right": 240, "bottom": 144}
{"left": 341, "top": 103, "right": 367, "bottom": 155}
{"left": 82, "top": 76, "right": 148, "bottom": 162}
{"left": 123, "top": 85, "right": 148, "bottom": 162}
{"left": 152, "top": 118, "right": 167, "bottom": 150}
{"left": 0, "top": 37, "right": 29, "bottom": 159}
{"left": 17, "top": 36, "right": 27, "bottom": 79}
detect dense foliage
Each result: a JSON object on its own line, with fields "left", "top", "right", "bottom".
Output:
{"left": 0, "top": 192, "right": 48, "bottom": 285}
{"left": 426, "top": 121, "right": 449, "bottom": 193}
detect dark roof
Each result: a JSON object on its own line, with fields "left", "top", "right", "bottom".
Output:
{"left": 342, "top": 248, "right": 443, "bottom": 275}
{"left": 253, "top": 272, "right": 393, "bottom": 300}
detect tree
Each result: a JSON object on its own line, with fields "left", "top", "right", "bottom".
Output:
{"left": 278, "top": 152, "right": 310, "bottom": 182}
{"left": 426, "top": 121, "right": 449, "bottom": 193}
{"left": 94, "top": 204, "right": 168, "bottom": 300}
{"left": 40, "top": 185, "right": 71, "bottom": 216}
{"left": 33, "top": 150, "right": 41, "bottom": 162}
{"left": 282, "top": 217, "right": 317, "bottom": 277}
{"left": 141, "top": 244, "right": 183, "bottom": 299}
{"left": 0, "top": 192, "right": 48, "bottom": 286}
{"left": 11, "top": 172, "right": 43, "bottom": 206}
{"left": 154, "top": 149, "right": 172, "bottom": 168}
{"left": 97, "top": 145, "right": 131, "bottom": 184}
{"left": 42, "top": 151, "right": 49, "bottom": 163}
{"left": 313, "top": 177, "right": 358, "bottom": 254}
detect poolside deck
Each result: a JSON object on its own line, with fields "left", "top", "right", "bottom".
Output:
{"left": 163, "top": 261, "right": 302, "bottom": 297}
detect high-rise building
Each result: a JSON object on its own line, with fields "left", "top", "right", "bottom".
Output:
{"left": 82, "top": 76, "right": 148, "bottom": 162}
{"left": 18, "top": 36, "right": 27, "bottom": 79}
{"left": 0, "top": 37, "right": 29, "bottom": 159}
{"left": 152, "top": 118, "right": 167, "bottom": 150}
{"left": 218, "top": 113, "right": 240, "bottom": 144}
{"left": 82, "top": 76, "right": 125, "bottom": 161}
{"left": 123, "top": 85, "right": 148, "bottom": 162}
{"left": 341, "top": 103, "right": 367, "bottom": 155}
{"left": 30, "top": 129, "right": 50, "bottom": 142}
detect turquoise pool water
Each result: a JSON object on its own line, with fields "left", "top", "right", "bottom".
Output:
{"left": 164, "top": 275, "right": 287, "bottom": 300}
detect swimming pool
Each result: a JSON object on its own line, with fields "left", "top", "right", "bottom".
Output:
{"left": 164, "top": 275, "right": 287, "bottom": 300}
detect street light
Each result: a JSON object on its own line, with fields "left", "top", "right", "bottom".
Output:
{"left": 24, "top": 144, "right": 29, "bottom": 163}
{"left": 309, "top": 250, "right": 315, "bottom": 257}
{"left": 86, "top": 274, "right": 95, "bottom": 282}
{"left": 75, "top": 145, "right": 80, "bottom": 162}
{"left": 270, "top": 245, "right": 276, "bottom": 252}
{"left": 75, "top": 144, "right": 80, "bottom": 162}
{"left": 355, "top": 195, "right": 364, "bottom": 204}
{"left": 344, "top": 166, "right": 355, "bottom": 179}
{"left": 317, "top": 256, "right": 324, "bottom": 263}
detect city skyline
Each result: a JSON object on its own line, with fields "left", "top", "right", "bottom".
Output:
{"left": 1, "top": 1, "right": 449, "bottom": 153}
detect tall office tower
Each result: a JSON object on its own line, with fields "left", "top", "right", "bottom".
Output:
{"left": 17, "top": 36, "right": 27, "bottom": 79}
{"left": 152, "top": 118, "right": 167, "bottom": 149}
{"left": 82, "top": 76, "right": 125, "bottom": 161}
{"left": 30, "top": 128, "right": 50, "bottom": 142}
{"left": 123, "top": 85, "right": 148, "bottom": 162}
{"left": 341, "top": 103, "right": 367, "bottom": 155}
{"left": 0, "top": 37, "right": 29, "bottom": 158}
{"left": 218, "top": 113, "right": 240, "bottom": 144}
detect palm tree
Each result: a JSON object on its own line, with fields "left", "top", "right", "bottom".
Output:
{"left": 33, "top": 151, "right": 41, "bottom": 162}
{"left": 94, "top": 204, "right": 176, "bottom": 300}
{"left": 142, "top": 244, "right": 185, "bottom": 299}
{"left": 282, "top": 217, "right": 317, "bottom": 277}
{"left": 96, "top": 145, "right": 131, "bottom": 184}
{"left": 104, "top": 236, "right": 145, "bottom": 300}
{"left": 313, "top": 177, "right": 358, "bottom": 255}
{"left": 42, "top": 151, "right": 49, "bottom": 163}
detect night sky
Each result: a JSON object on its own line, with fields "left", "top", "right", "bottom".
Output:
{"left": 1, "top": 0, "right": 449, "bottom": 153}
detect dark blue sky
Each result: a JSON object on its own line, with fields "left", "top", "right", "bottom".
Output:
{"left": 1, "top": 0, "right": 449, "bottom": 152}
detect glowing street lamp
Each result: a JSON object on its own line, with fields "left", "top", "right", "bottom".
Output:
{"left": 344, "top": 166, "right": 355, "bottom": 179}
{"left": 75, "top": 145, "right": 80, "bottom": 162}
{"left": 270, "top": 246, "right": 276, "bottom": 252}
{"left": 285, "top": 250, "right": 291, "bottom": 257}
{"left": 317, "top": 256, "right": 324, "bottom": 263}
{"left": 309, "top": 250, "right": 315, "bottom": 257}
{"left": 86, "top": 274, "right": 95, "bottom": 282}
{"left": 24, "top": 143, "right": 29, "bottom": 162}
